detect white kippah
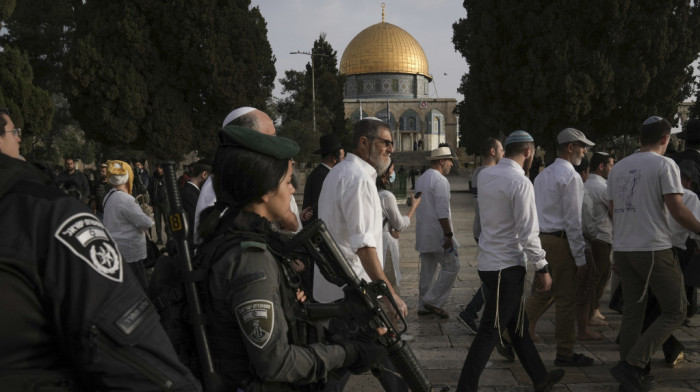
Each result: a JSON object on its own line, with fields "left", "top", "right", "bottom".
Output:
{"left": 222, "top": 107, "right": 257, "bottom": 127}
{"left": 643, "top": 116, "right": 663, "bottom": 125}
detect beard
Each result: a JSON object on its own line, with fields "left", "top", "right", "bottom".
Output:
{"left": 370, "top": 144, "right": 391, "bottom": 175}
{"left": 572, "top": 155, "right": 583, "bottom": 166}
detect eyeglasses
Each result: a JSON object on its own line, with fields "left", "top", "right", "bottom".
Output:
{"left": 372, "top": 136, "right": 394, "bottom": 148}
{"left": 2, "top": 128, "right": 21, "bottom": 138}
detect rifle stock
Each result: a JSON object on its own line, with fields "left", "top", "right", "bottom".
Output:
{"left": 286, "top": 220, "right": 440, "bottom": 392}
{"left": 161, "top": 161, "right": 218, "bottom": 391}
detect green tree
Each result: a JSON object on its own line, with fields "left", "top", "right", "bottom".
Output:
{"left": 453, "top": 0, "right": 700, "bottom": 155}
{"left": 277, "top": 33, "right": 351, "bottom": 163}
{"left": 0, "top": 0, "right": 54, "bottom": 159}
{"left": 64, "top": 0, "right": 276, "bottom": 160}
{"left": 0, "top": 0, "right": 74, "bottom": 94}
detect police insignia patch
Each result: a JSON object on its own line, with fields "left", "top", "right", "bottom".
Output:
{"left": 55, "top": 212, "right": 123, "bottom": 282}
{"left": 235, "top": 300, "right": 274, "bottom": 349}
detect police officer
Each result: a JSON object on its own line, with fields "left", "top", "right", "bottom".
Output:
{"left": 196, "top": 125, "right": 384, "bottom": 391}
{"left": 0, "top": 108, "right": 201, "bottom": 391}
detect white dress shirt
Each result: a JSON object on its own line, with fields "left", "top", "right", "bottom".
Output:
{"left": 193, "top": 175, "right": 216, "bottom": 244}
{"left": 415, "top": 168, "right": 457, "bottom": 253}
{"left": 534, "top": 158, "right": 586, "bottom": 266}
{"left": 477, "top": 158, "right": 548, "bottom": 271}
{"left": 314, "top": 153, "right": 383, "bottom": 302}
{"left": 667, "top": 188, "right": 700, "bottom": 249}
{"left": 582, "top": 173, "right": 613, "bottom": 244}
{"left": 379, "top": 189, "right": 411, "bottom": 285}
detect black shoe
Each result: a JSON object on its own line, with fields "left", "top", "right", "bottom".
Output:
{"left": 554, "top": 353, "right": 594, "bottom": 367}
{"left": 534, "top": 369, "right": 565, "bottom": 392}
{"left": 456, "top": 313, "right": 478, "bottom": 335}
{"left": 610, "top": 361, "right": 649, "bottom": 392}
{"left": 496, "top": 340, "right": 515, "bottom": 362}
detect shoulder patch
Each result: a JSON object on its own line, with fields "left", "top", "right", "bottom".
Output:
{"left": 235, "top": 299, "right": 274, "bottom": 349}
{"left": 54, "top": 212, "right": 123, "bottom": 282}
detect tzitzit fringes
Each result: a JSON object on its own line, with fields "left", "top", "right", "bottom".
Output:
{"left": 514, "top": 289, "right": 526, "bottom": 338}
{"left": 637, "top": 251, "right": 654, "bottom": 303}
{"left": 495, "top": 270, "right": 504, "bottom": 346}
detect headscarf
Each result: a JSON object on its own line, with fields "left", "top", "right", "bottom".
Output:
{"left": 106, "top": 160, "right": 134, "bottom": 194}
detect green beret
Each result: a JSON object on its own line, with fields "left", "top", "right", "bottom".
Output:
{"left": 218, "top": 125, "right": 299, "bottom": 159}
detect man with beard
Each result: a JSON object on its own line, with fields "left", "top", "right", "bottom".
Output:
{"left": 457, "top": 130, "right": 564, "bottom": 392}
{"left": 315, "top": 117, "right": 408, "bottom": 392}
{"left": 90, "top": 163, "right": 109, "bottom": 220}
{"left": 415, "top": 143, "right": 460, "bottom": 319}
{"left": 525, "top": 128, "right": 596, "bottom": 367}
{"left": 58, "top": 158, "right": 90, "bottom": 204}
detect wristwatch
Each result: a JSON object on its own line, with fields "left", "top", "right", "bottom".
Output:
{"left": 536, "top": 264, "right": 550, "bottom": 274}
{"left": 444, "top": 232, "right": 453, "bottom": 238}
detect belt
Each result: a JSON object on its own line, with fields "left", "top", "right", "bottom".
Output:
{"left": 541, "top": 231, "right": 567, "bottom": 239}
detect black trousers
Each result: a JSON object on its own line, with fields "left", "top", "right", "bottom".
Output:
{"left": 457, "top": 266, "right": 548, "bottom": 392}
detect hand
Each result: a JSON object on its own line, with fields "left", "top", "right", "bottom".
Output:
{"left": 340, "top": 338, "right": 387, "bottom": 374}
{"left": 290, "top": 258, "right": 306, "bottom": 273}
{"left": 537, "top": 272, "right": 552, "bottom": 292}
{"left": 389, "top": 228, "right": 400, "bottom": 239}
{"left": 392, "top": 293, "right": 408, "bottom": 317}
{"left": 442, "top": 236, "right": 454, "bottom": 249}
{"left": 295, "top": 288, "right": 307, "bottom": 303}
{"left": 410, "top": 193, "right": 422, "bottom": 209}
{"left": 300, "top": 206, "right": 313, "bottom": 222}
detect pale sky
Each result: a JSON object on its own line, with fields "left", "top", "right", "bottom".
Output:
{"left": 250, "top": 0, "right": 468, "bottom": 101}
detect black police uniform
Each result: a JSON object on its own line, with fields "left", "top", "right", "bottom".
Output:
{"left": 0, "top": 155, "right": 201, "bottom": 391}
{"left": 203, "top": 210, "right": 347, "bottom": 391}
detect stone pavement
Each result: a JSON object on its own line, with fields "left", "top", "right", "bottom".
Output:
{"left": 342, "top": 173, "right": 700, "bottom": 392}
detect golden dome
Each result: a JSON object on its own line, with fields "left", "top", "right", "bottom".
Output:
{"left": 339, "top": 22, "right": 431, "bottom": 80}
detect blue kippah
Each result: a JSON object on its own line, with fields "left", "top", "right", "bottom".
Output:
{"left": 505, "top": 130, "right": 534, "bottom": 145}
{"left": 643, "top": 116, "right": 663, "bottom": 125}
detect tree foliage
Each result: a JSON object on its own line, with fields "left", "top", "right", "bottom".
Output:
{"left": 453, "top": 0, "right": 700, "bottom": 155}
{"left": 62, "top": 0, "right": 276, "bottom": 160}
{"left": 277, "top": 33, "right": 351, "bottom": 163}
{"left": 0, "top": 0, "right": 54, "bottom": 158}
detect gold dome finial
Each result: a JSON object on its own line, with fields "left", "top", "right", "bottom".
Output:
{"left": 381, "top": 2, "right": 386, "bottom": 22}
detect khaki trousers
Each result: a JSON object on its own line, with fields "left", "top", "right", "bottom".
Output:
{"left": 615, "top": 249, "right": 686, "bottom": 368}
{"left": 525, "top": 234, "right": 576, "bottom": 358}
{"left": 590, "top": 239, "right": 612, "bottom": 311}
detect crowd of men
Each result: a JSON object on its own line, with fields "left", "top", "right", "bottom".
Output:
{"left": 2, "top": 101, "right": 700, "bottom": 392}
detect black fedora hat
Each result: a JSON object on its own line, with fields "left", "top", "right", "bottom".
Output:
{"left": 314, "top": 133, "right": 343, "bottom": 155}
{"left": 678, "top": 119, "right": 700, "bottom": 141}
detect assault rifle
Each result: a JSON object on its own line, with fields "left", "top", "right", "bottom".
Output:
{"left": 285, "top": 219, "right": 448, "bottom": 392}
{"left": 161, "top": 161, "right": 219, "bottom": 391}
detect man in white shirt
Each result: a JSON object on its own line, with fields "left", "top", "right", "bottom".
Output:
{"left": 456, "top": 131, "right": 563, "bottom": 392}
{"left": 458, "top": 137, "right": 503, "bottom": 334}
{"left": 415, "top": 144, "right": 460, "bottom": 318}
{"left": 582, "top": 152, "right": 614, "bottom": 326}
{"left": 608, "top": 116, "right": 700, "bottom": 391}
{"left": 193, "top": 107, "right": 304, "bottom": 243}
{"left": 524, "top": 127, "right": 596, "bottom": 367}
{"left": 314, "top": 117, "right": 408, "bottom": 392}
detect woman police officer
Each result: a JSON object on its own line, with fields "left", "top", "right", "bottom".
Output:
{"left": 196, "top": 125, "right": 383, "bottom": 391}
